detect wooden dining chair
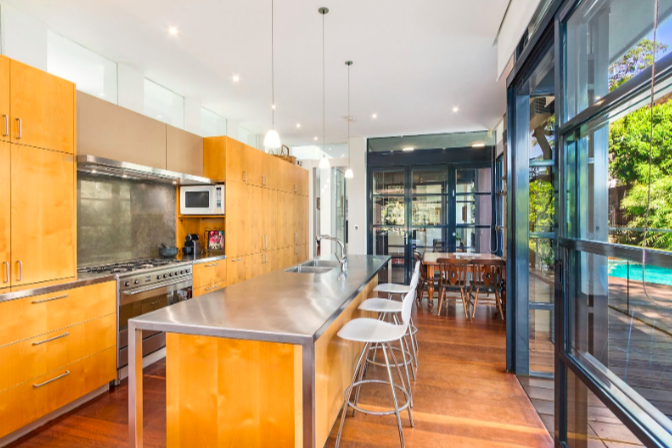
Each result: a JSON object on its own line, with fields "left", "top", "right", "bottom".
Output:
{"left": 436, "top": 258, "right": 470, "bottom": 319}
{"left": 413, "top": 251, "right": 427, "bottom": 305}
{"left": 469, "top": 259, "right": 505, "bottom": 320}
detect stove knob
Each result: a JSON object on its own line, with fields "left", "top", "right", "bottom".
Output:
{"left": 134, "top": 280, "right": 140, "bottom": 285}
{"left": 175, "top": 271, "right": 179, "bottom": 276}
{"left": 186, "top": 268, "right": 190, "bottom": 274}
{"left": 180, "top": 270, "right": 184, "bottom": 275}
{"left": 124, "top": 281, "right": 130, "bottom": 287}
{"left": 157, "top": 275, "right": 161, "bottom": 280}
{"left": 169, "top": 273, "right": 173, "bottom": 277}
{"left": 163, "top": 274, "right": 168, "bottom": 279}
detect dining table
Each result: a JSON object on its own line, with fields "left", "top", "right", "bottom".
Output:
{"left": 422, "top": 252, "right": 505, "bottom": 309}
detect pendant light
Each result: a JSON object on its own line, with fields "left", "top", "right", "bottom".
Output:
{"left": 318, "top": 7, "right": 330, "bottom": 170}
{"left": 263, "top": 0, "right": 281, "bottom": 150}
{"left": 344, "top": 60, "right": 354, "bottom": 179}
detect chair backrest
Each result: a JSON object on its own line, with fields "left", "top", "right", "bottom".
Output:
{"left": 436, "top": 258, "right": 469, "bottom": 287}
{"left": 472, "top": 259, "right": 504, "bottom": 288}
{"left": 401, "top": 288, "right": 415, "bottom": 328}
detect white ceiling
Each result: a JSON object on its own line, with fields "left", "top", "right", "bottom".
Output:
{"left": 4, "top": 0, "right": 509, "bottom": 146}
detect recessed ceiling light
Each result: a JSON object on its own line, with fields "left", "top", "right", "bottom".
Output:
{"left": 168, "top": 26, "right": 179, "bottom": 36}
{"left": 314, "top": 136, "right": 318, "bottom": 141}
{"left": 453, "top": 106, "right": 459, "bottom": 112}
{"left": 402, "top": 147, "right": 415, "bottom": 152}
{"left": 372, "top": 113, "right": 378, "bottom": 119}
{"left": 472, "top": 142, "right": 485, "bottom": 148}
{"left": 296, "top": 123, "right": 301, "bottom": 128}
{"left": 232, "top": 75, "right": 240, "bottom": 82}
{"left": 271, "top": 104, "right": 276, "bottom": 110}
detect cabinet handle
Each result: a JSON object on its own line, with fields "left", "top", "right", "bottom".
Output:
{"left": 204, "top": 263, "right": 218, "bottom": 268}
{"left": 243, "top": 170, "right": 247, "bottom": 182}
{"left": 263, "top": 235, "right": 267, "bottom": 250}
{"left": 17, "top": 260, "right": 22, "bottom": 282}
{"left": 295, "top": 247, "right": 298, "bottom": 255}
{"left": 32, "top": 294, "right": 69, "bottom": 304}
{"left": 262, "top": 176, "right": 266, "bottom": 187}
{"left": 231, "top": 257, "right": 244, "bottom": 263}
{"left": 204, "top": 285, "right": 218, "bottom": 292}
{"left": 295, "top": 233, "right": 298, "bottom": 245}
{"left": 16, "top": 118, "right": 22, "bottom": 139}
{"left": 33, "top": 370, "right": 70, "bottom": 388}
{"left": 32, "top": 332, "right": 69, "bottom": 346}
{"left": 2, "top": 115, "right": 8, "bottom": 137}
{"left": 2, "top": 261, "right": 8, "bottom": 284}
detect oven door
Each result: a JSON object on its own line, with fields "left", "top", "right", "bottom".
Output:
{"left": 118, "top": 278, "right": 192, "bottom": 369}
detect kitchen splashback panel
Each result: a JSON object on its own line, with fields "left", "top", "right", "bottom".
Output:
{"left": 77, "top": 173, "right": 176, "bottom": 266}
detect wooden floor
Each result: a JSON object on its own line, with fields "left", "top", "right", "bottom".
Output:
{"left": 8, "top": 301, "right": 552, "bottom": 448}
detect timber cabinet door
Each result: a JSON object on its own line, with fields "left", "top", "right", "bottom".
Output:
{"left": 277, "top": 191, "right": 294, "bottom": 248}
{"left": 261, "top": 152, "right": 277, "bottom": 189}
{"left": 10, "top": 145, "right": 75, "bottom": 286}
{"left": 244, "top": 144, "right": 263, "bottom": 187}
{"left": 0, "top": 142, "right": 9, "bottom": 290}
{"left": 10, "top": 60, "right": 75, "bottom": 154}
{"left": 247, "top": 185, "right": 264, "bottom": 254}
{"left": 0, "top": 56, "right": 9, "bottom": 142}
{"left": 225, "top": 181, "right": 249, "bottom": 258}
{"left": 262, "top": 189, "right": 278, "bottom": 250}
{"left": 225, "top": 137, "right": 246, "bottom": 183}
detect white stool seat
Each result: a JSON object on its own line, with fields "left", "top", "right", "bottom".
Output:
{"left": 359, "top": 298, "right": 403, "bottom": 313}
{"left": 338, "top": 318, "right": 406, "bottom": 344}
{"left": 375, "top": 283, "right": 412, "bottom": 295}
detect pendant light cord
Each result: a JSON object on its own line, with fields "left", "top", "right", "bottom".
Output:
{"left": 271, "top": 0, "right": 275, "bottom": 128}
{"left": 347, "top": 63, "right": 351, "bottom": 161}
{"left": 322, "top": 11, "right": 326, "bottom": 154}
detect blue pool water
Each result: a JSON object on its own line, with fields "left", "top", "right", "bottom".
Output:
{"left": 608, "top": 261, "right": 672, "bottom": 286}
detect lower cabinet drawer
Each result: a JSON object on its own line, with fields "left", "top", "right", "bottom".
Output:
{"left": 0, "top": 313, "right": 116, "bottom": 392}
{"left": 192, "top": 260, "right": 226, "bottom": 289}
{"left": 0, "top": 281, "right": 116, "bottom": 347}
{"left": 0, "top": 346, "right": 116, "bottom": 439}
{"left": 193, "top": 281, "right": 225, "bottom": 298}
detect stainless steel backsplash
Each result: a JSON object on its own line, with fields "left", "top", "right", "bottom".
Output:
{"left": 77, "top": 173, "right": 176, "bottom": 266}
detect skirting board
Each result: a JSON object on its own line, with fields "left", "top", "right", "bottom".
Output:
{"left": 0, "top": 384, "right": 110, "bottom": 448}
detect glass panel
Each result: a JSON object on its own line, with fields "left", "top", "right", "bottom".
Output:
{"left": 456, "top": 194, "right": 492, "bottom": 226}
{"left": 567, "top": 94, "right": 672, "bottom": 252}
{"left": 529, "top": 309, "right": 554, "bottom": 374}
{"left": 144, "top": 78, "right": 185, "bottom": 128}
{"left": 373, "top": 228, "right": 406, "bottom": 284}
{"left": 47, "top": 30, "right": 117, "bottom": 103}
{"left": 412, "top": 169, "right": 447, "bottom": 194}
{"left": 456, "top": 168, "right": 492, "bottom": 194}
{"left": 412, "top": 196, "right": 443, "bottom": 226}
{"left": 564, "top": 0, "right": 670, "bottom": 121}
{"left": 373, "top": 171, "right": 404, "bottom": 195}
{"left": 333, "top": 169, "right": 347, "bottom": 245}
{"left": 529, "top": 238, "right": 555, "bottom": 302}
{"left": 373, "top": 197, "right": 405, "bottom": 226}
{"left": 201, "top": 107, "right": 227, "bottom": 137}
{"left": 530, "top": 165, "right": 555, "bottom": 233}
{"left": 368, "top": 131, "right": 495, "bottom": 153}
{"left": 455, "top": 227, "right": 491, "bottom": 253}
{"left": 411, "top": 228, "right": 444, "bottom": 254}
{"left": 566, "top": 369, "right": 645, "bottom": 448}
{"left": 569, "top": 251, "right": 672, "bottom": 419}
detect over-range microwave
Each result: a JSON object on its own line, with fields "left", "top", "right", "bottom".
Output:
{"left": 180, "top": 185, "right": 225, "bottom": 215}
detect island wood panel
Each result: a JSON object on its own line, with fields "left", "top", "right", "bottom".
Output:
{"left": 10, "top": 145, "right": 75, "bottom": 286}
{"left": 0, "top": 55, "right": 9, "bottom": 142}
{"left": 314, "top": 276, "right": 378, "bottom": 448}
{"left": 0, "top": 313, "right": 116, "bottom": 392}
{"left": 77, "top": 92, "right": 167, "bottom": 169}
{"left": 202, "top": 136, "right": 227, "bottom": 181}
{"left": 10, "top": 60, "right": 75, "bottom": 154}
{"left": 166, "top": 333, "right": 302, "bottom": 448}
{"left": 0, "top": 346, "right": 116, "bottom": 440}
{"left": 0, "top": 142, "right": 9, "bottom": 291}
{"left": 166, "top": 125, "right": 203, "bottom": 177}
{"left": 0, "top": 281, "right": 116, "bottom": 348}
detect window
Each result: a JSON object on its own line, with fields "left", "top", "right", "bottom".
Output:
{"left": 47, "top": 31, "right": 117, "bottom": 103}
{"left": 143, "top": 78, "right": 184, "bottom": 129}
{"left": 201, "top": 107, "right": 227, "bottom": 137}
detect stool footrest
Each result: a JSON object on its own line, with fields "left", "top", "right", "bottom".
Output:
{"left": 346, "top": 379, "right": 411, "bottom": 416}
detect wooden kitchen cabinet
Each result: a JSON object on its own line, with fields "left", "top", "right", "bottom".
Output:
{"left": 10, "top": 59, "right": 75, "bottom": 154}
{"left": 244, "top": 144, "right": 263, "bottom": 187}
{"left": 226, "top": 255, "right": 250, "bottom": 286}
{"left": 203, "top": 136, "right": 227, "bottom": 181}
{"left": 167, "top": 125, "right": 204, "bottom": 177}
{"left": 247, "top": 185, "right": 264, "bottom": 254}
{"left": 0, "top": 55, "right": 9, "bottom": 142}
{"left": 261, "top": 188, "right": 278, "bottom": 250}
{"left": 261, "top": 152, "right": 277, "bottom": 189}
{"left": 192, "top": 259, "right": 227, "bottom": 290}
{"left": 277, "top": 191, "right": 294, "bottom": 248}
{"left": 10, "top": 145, "right": 75, "bottom": 286}
{"left": 225, "top": 181, "right": 249, "bottom": 258}
{"left": 0, "top": 142, "right": 9, "bottom": 291}
{"left": 225, "top": 138, "right": 246, "bottom": 183}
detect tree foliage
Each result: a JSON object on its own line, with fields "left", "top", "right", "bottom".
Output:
{"left": 609, "top": 39, "right": 668, "bottom": 91}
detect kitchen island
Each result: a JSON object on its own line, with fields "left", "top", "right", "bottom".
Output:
{"left": 128, "top": 254, "right": 391, "bottom": 448}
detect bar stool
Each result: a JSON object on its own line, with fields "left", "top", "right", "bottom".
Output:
{"left": 335, "top": 287, "right": 417, "bottom": 448}
{"left": 359, "top": 265, "right": 420, "bottom": 384}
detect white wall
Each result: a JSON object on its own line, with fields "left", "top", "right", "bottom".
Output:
{"left": 0, "top": 3, "right": 47, "bottom": 71}
{"left": 184, "top": 97, "right": 201, "bottom": 135}
{"left": 347, "top": 137, "right": 367, "bottom": 255}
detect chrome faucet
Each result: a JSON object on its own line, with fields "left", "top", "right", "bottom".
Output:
{"left": 316, "top": 234, "right": 347, "bottom": 272}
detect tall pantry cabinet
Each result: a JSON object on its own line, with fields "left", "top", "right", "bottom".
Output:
{"left": 0, "top": 55, "right": 76, "bottom": 291}
{"left": 203, "top": 136, "right": 309, "bottom": 286}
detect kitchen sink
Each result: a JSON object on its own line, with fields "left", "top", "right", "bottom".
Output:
{"left": 285, "top": 265, "right": 334, "bottom": 274}
{"left": 300, "top": 259, "right": 341, "bottom": 268}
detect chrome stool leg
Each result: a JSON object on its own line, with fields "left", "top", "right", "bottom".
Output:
{"left": 382, "top": 343, "right": 406, "bottom": 447}
{"left": 335, "top": 342, "right": 370, "bottom": 448}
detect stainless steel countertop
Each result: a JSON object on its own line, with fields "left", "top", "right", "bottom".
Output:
{"left": 129, "top": 255, "right": 391, "bottom": 345}
{"left": 0, "top": 273, "right": 117, "bottom": 303}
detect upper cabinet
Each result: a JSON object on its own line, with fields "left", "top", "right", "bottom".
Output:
{"left": 167, "top": 125, "right": 204, "bottom": 177}
{"left": 10, "top": 59, "right": 75, "bottom": 154}
{"left": 203, "top": 137, "right": 227, "bottom": 181}
{"left": 77, "top": 92, "right": 166, "bottom": 168}
{"left": 0, "top": 56, "right": 10, "bottom": 143}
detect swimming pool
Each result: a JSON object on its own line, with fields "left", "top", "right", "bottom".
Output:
{"left": 608, "top": 261, "right": 672, "bottom": 286}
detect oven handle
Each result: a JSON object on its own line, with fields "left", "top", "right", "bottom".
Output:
{"left": 120, "top": 279, "right": 192, "bottom": 305}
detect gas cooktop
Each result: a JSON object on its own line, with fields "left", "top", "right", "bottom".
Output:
{"left": 77, "top": 258, "right": 184, "bottom": 275}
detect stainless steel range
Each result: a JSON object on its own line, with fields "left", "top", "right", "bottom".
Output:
{"left": 78, "top": 259, "right": 193, "bottom": 382}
